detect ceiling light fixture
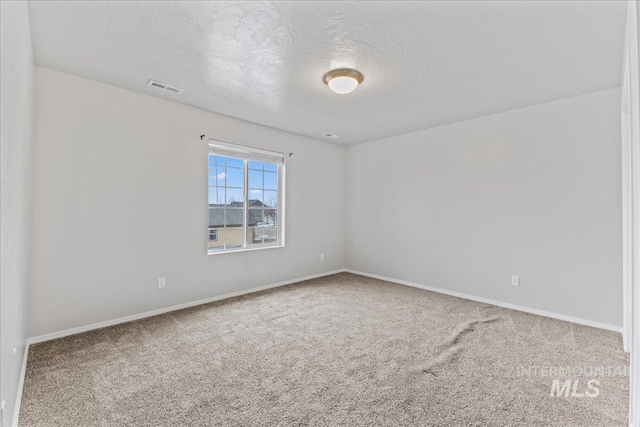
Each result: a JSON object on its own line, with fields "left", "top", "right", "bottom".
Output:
{"left": 323, "top": 69, "right": 364, "bottom": 95}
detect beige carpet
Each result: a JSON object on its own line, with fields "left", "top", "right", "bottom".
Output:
{"left": 20, "top": 273, "right": 629, "bottom": 426}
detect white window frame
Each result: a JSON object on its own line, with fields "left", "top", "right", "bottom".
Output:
{"left": 207, "top": 139, "right": 285, "bottom": 254}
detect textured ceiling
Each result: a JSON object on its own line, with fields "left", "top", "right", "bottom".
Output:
{"left": 28, "top": 1, "right": 627, "bottom": 145}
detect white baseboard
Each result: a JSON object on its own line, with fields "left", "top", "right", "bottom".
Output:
{"left": 12, "top": 344, "right": 29, "bottom": 427}
{"left": 28, "top": 267, "right": 622, "bottom": 344}
{"left": 345, "top": 269, "right": 623, "bottom": 333}
{"left": 27, "top": 269, "right": 346, "bottom": 345}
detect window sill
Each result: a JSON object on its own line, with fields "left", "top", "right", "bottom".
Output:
{"left": 207, "top": 244, "right": 284, "bottom": 256}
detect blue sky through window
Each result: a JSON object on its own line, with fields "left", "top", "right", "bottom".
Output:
{"left": 209, "top": 155, "right": 278, "bottom": 207}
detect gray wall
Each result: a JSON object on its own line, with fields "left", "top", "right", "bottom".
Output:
{"left": 29, "top": 67, "right": 346, "bottom": 338}
{"left": 346, "top": 88, "right": 622, "bottom": 327}
{"left": 0, "top": 1, "right": 34, "bottom": 425}
{"left": 29, "top": 71, "right": 624, "bottom": 338}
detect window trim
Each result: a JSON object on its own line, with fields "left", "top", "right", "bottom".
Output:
{"left": 207, "top": 139, "right": 285, "bottom": 255}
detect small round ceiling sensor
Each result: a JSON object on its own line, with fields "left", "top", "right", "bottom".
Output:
{"left": 322, "top": 133, "right": 339, "bottom": 139}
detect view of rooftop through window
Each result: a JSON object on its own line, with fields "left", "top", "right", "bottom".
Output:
{"left": 208, "top": 152, "right": 280, "bottom": 252}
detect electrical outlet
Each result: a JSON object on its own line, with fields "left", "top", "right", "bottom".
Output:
{"left": 320, "top": 253, "right": 325, "bottom": 261}
{"left": 511, "top": 276, "right": 520, "bottom": 287}
{"left": 158, "top": 277, "right": 166, "bottom": 289}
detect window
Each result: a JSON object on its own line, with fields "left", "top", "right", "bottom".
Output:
{"left": 207, "top": 140, "right": 284, "bottom": 253}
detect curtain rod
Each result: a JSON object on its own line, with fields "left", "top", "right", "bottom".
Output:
{"left": 200, "top": 134, "right": 293, "bottom": 158}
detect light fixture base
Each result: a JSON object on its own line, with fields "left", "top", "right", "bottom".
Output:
{"left": 322, "top": 68, "right": 364, "bottom": 86}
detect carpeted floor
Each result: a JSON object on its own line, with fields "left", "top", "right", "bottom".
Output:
{"left": 20, "top": 273, "right": 629, "bottom": 426}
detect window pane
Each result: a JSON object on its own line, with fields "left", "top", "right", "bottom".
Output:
{"left": 226, "top": 167, "right": 243, "bottom": 188}
{"left": 208, "top": 234, "right": 224, "bottom": 251}
{"left": 209, "top": 228, "right": 244, "bottom": 251}
{"left": 247, "top": 227, "right": 263, "bottom": 245}
{"left": 249, "top": 161, "right": 264, "bottom": 171}
{"left": 224, "top": 208, "right": 244, "bottom": 227}
{"left": 226, "top": 188, "right": 244, "bottom": 205}
{"left": 248, "top": 226, "right": 277, "bottom": 246}
{"left": 263, "top": 190, "right": 277, "bottom": 208}
{"left": 208, "top": 208, "right": 225, "bottom": 228}
{"left": 249, "top": 189, "right": 263, "bottom": 203}
{"left": 216, "top": 156, "right": 226, "bottom": 166}
{"left": 264, "top": 163, "right": 277, "bottom": 173}
{"left": 263, "top": 227, "right": 277, "bottom": 243}
{"left": 264, "top": 172, "right": 277, "bottom": 190}
{"left": 248, "top": 208, "right": 263, "bottom": 227}
{"left": 208, "top": 165, "right": 217, "bottom": 186}
{"left": 264, "top": 209, "right": 277, "bottom": 226}
{"left": 212, "top": 165, "right": 226, "bottom": 186}
{"left": 226, "top": 157, "right": 243, "bottom": 169}
{"left": 249, "top": 169, "right": 263, "bottom": 189}
{"left": 209, "top": 155, "right": 219, "bottom": 166}
{"left": 208, "top": 187, "right": 224, "bottom": 205}
{"left": 223, "top": 228, "right": 243, "bottom": 249}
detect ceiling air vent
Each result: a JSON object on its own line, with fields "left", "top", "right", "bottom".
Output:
{"left": 147, "top": 79, "right": 183, "bottom": 94}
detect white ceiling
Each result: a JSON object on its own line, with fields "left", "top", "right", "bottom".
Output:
{"left": 28, "top": 1, "right": 627, "bottom": 146}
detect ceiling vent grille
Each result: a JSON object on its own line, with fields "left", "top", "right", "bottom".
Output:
{"left": 147, "top": 79, "right": 183, "bottom": 94}
{"left": 322, "top": 133, "right": 339, "bottom": 139}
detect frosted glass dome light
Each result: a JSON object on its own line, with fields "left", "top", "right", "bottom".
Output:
{"left": 323, "top": 69, "right": 364, "bottom": 95}
{"left": 328, "top": 76, "right": 358, "bottom": 94}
